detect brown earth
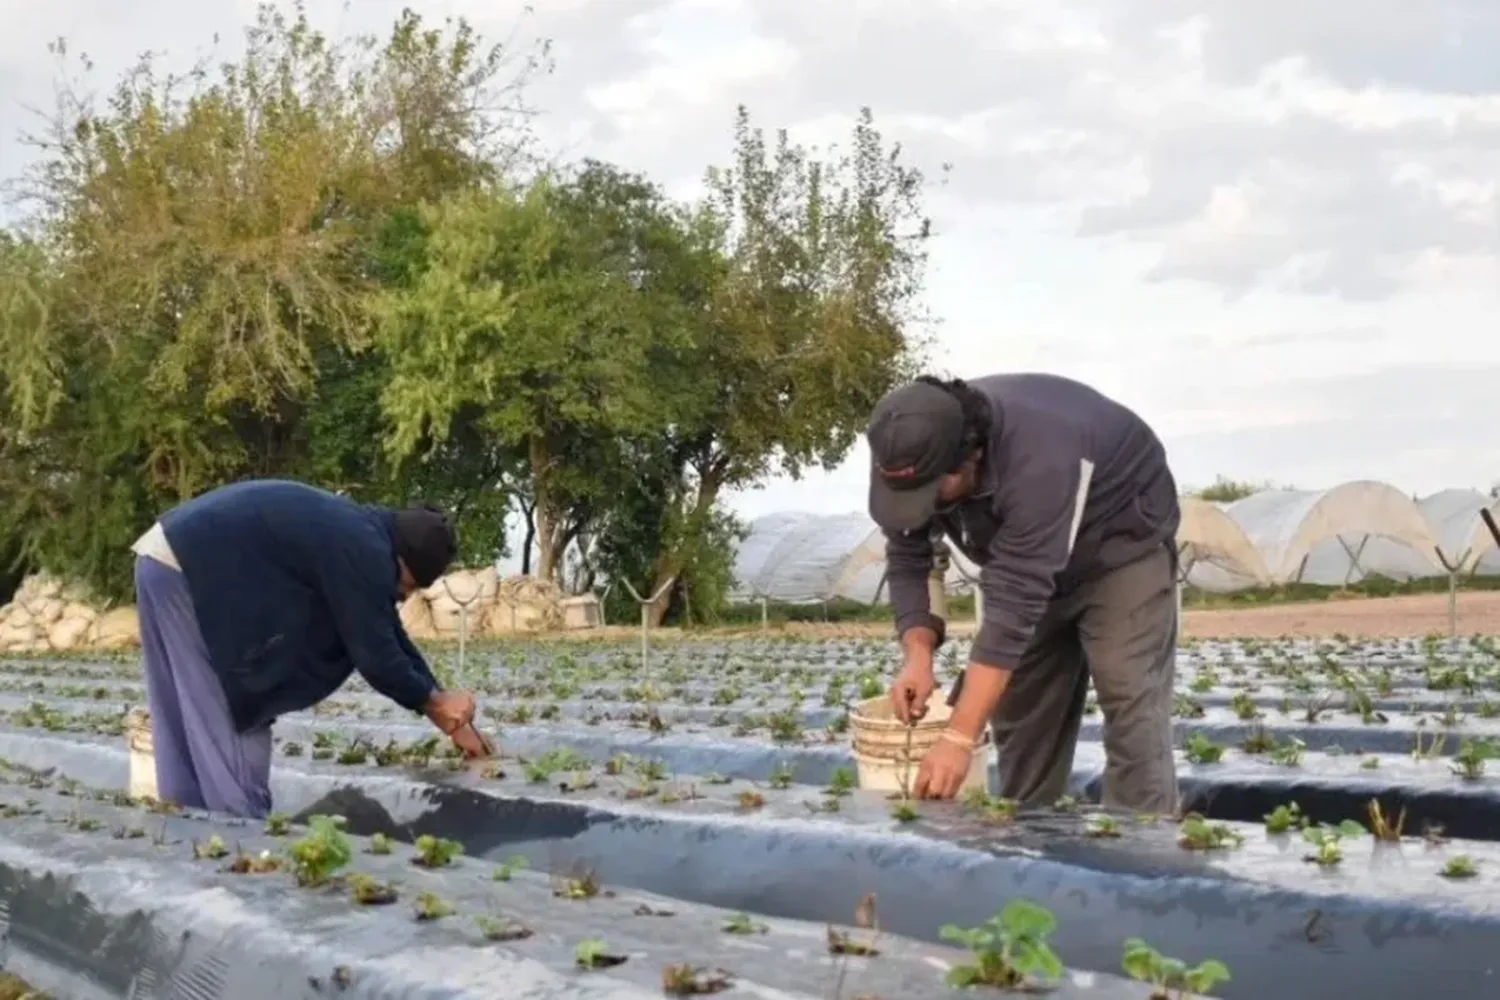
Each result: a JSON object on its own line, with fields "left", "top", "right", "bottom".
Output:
{"left": 460, "top": 591, "right": 1500, "bottom": 646}
{"left": 1179, "top": 590, "right": 1499, "bottom": 639}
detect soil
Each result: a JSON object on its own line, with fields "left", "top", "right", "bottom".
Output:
{"left": 485, "top": 591, "right": 1500, "bottom": 645}
{"left": 1180, "top": 590, "right": 1500, "bottom": 639}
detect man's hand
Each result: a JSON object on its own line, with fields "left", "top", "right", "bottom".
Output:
{"left": 890, "top": 660, "right": 936, "bottom": 724}
{"left": 449, "top": 723, "right": 495, "bottom": 760}
{"left": 423, "top": 690, "right": 476, "bottom": 735}
{"left": 913, "top": 738, "right": 972, "bottom": 799}
{"left": 890, "top": 626, "right": 939, "bottom": 724}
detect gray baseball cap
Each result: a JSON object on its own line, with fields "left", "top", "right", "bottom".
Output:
{"left": 866, "top": 381, "right": 966, "bottom": 533}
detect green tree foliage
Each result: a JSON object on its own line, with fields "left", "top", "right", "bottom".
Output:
{"left": 374, "top": 162, "right": 710, "bottom": 581}
{"left": 627, "top": 106, "right": 937, "bottom": 622}
{"left": 0, "top": 5, "right": 939, "bottom": 617}
{"left": 0, "top": 4, "right": 545, "bottom": 597}
{"left": 1195, "top": 476, "right": 1278, "bottom": 503}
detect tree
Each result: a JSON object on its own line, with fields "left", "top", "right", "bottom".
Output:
{"left": 375, "top": 162, "right": 713, "bottom": 582}
{"left": 0, "top": 232, "right": 52, "bottom": 601}
{"left": 1195, "top": 476, "right": 1277, "bottom": 503}
{"left": 630, "top": 106, "right": 938, "bottom": 623}
{"left": 0, "top": 4, "right": 545, "bottom": 598}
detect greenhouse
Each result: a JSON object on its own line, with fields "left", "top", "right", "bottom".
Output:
{"left": 731, "top": 482, "right": 1500, "bottom": 604}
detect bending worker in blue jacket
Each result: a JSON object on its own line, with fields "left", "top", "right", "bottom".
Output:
{"left": 869, "top": 373, "right": 1181, "bottom": 813}
{"left": 130, "top": 479, "right": 487, "bottom": 817}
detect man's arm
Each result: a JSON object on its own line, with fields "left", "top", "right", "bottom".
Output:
{"left": 318, "top": 538, "right": 438, "bottom": 713}
{"left": 947, "top": 448, "right": 1094, "bottom": 739}
{"left": 883, "top": 525, "right": 946, "bottom": 648}
{"left": 397, "top": 626, "right": 442, "bottom": 695}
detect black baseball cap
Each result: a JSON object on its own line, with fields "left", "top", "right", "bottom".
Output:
{"left": 393, "top": 505, "right": 458, "bottom": 588}
{"left": 866, "top": 381, "right": 966, "bottom": 533}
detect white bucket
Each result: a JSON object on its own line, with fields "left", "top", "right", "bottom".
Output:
{"left": 849, "top": 694, "right": 990, "bottom": 795}
{"left": 125, "top": 708, "right": 158, "bottom": 801}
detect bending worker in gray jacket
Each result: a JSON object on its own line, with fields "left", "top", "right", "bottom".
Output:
{"left": 869, "top": 373, "right": 1181, "bottom": 813}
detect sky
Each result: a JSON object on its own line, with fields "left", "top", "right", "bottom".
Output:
{"left": 2, "top": 0, "right": 1497, "bottom": 541}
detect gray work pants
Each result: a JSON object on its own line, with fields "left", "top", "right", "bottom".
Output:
{"left": 136, "top": 555, "right": 274, "bottom": 818}
{"left": 988, "top": 544, "right": 1178, "bottom": 814}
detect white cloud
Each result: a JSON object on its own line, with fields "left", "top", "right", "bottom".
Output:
{"left": 1, "top": 0, "right": 1496, "bottom": 537}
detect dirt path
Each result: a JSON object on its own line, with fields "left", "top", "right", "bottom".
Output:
{"left": 1181, "top": 591, "right": 1497, "bottom": 639}
{"left": 492, "top": 591, "right": 1498, "bottom": 646}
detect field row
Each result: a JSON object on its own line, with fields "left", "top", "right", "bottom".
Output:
{"left": 6, "top": 638, "right": 1500, "bottom": 998}
{"left": 2, "top": 717, "right": 1496, "bottom": 999}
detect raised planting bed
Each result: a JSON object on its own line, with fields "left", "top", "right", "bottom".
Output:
{"left": 3, "top": 730, "right": 1499, "bottom": 999}
{"left": 1068, "top": 741, "right": 1500, "bottom": 842}
{"left": 14, "top": 661, "right": 1500, "bottom": 844}
{"left": 0, "top": 763, "right": 1195, "bottom": 1000}
{"left": 1083, "top": 706, "right": 1499, "bottom": 757}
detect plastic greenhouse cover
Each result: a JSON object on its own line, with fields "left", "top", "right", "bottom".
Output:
{"left": 731, "top": 484, "right": 1500, "bottom": 599}
{"left": 1189, "top": 486, "right": 1500, "bottom": 590}
{"left": 730, "top": 512, "right": 973, "bottom": 604}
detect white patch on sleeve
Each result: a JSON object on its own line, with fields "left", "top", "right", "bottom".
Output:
{"left": 1066, "top": 458, "right": 1095, "bottom": 555}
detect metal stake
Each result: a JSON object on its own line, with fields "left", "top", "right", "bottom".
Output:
{"left": 441, "top": 570, "right": 491, "bottom": 680}
{"left": 618, "top": 578, "right": 674, "bottom": 680}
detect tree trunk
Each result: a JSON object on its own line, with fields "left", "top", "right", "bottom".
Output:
{"left": 644, "top": 471, "right": 723, "bottom": 627}
{"left": 518, "top": 498, "right": 536, "bottom": 576}
{"left": 534, "top": 506, "right": 575, "bottom": 583}
{"left": 528, "top": 437, "right": 564, "bottom": 583}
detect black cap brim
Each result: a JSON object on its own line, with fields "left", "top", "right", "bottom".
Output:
{"left": 869, "top": 472, "right": 943, "bottom": 534}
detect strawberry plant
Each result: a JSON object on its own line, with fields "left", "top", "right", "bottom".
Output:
{"left": 1182, "top": 733, "right": 1224, "bottom": 764}
{"left": 1450, "top": 738, "right": 1496, "bottom": 780}
{"left": 1122, "top": 938, "right": 1230, "bottom": 999}
{"left": 227, "top": 849, "right": 283, "bottom": 874}
{"left": 193, "top": 835, "right": 229, "bottom": 860}
{"left": 1177, "top": 815, "right": 1243, "bottom": 851}
{"left": 722, "top": 913, "right": 767, "bottom": 935}
{"left": 939, "top": 899, "right": 1063, "bottom": 989}
{"left": 1262, "top": 802, "right": 1304, "bottom": 834}
{"left": 413, "top": 891, "right": 452, "bottom": 921}
{"left": 662, "top": 964, "right": 732, "bottom": 995}
{"left": 575, "top": 938, "right": 627, "bottom": 969}
{"left": 289, "top": 815, "right": 353, "bottom": 887}
{"left": 1441, "top": 855, "right": 1478, "bottom": 879}
{"left": 350, "top": 874, "right": 398, "bottom": 905}
{"left": 1301, "top": 820, "right": 1366, "bottom": 867}
{"left": 890, "top": 800, "right": 919, "bottom": 822}
{"left": 476, "top": 916, "right": 533, "bottom": 941}
{"left": 492, "top": 856, "right": 529, "bottom": 881}
{"left": 554, "top": 871, "right": 602, "bottom": 900}
{"left": 412, "top": 834, "right": 463, "bottom": 868}
{"left": 1268, "top": 737, "right": 1306, "bottom": 767}
{"left": 826, "top": 768, "right": 856, "bottom": 796}
{"left": 1085, "top": 815, "right": 1122, "bottom": 838}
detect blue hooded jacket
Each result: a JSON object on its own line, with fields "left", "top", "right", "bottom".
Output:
{"left": 160, "top": 479, "right": 440, "bottom": 732}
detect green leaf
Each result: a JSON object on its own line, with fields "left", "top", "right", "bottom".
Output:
{"left": 999, "top": 898, "right": 1056, "bottom": 939}
{"left": 1184, "top": 959, "right": 1232, "bottom": 992}
{"left": 1011, "top": 940, "right": 1064, "bottom": 980}
{"left": 945, "top": 966, "right": 982, "bottom": 988}
{"left": 1121, "top": 940, "right": 1159, "bottom": 982}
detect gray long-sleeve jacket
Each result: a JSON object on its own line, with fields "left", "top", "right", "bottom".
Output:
{"left": 884, "top": 373, "right": 1180, "bottom": 669}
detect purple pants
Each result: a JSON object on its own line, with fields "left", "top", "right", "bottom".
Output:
{"left": 135, "top": 555, "right": 273, "bottom": 818}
